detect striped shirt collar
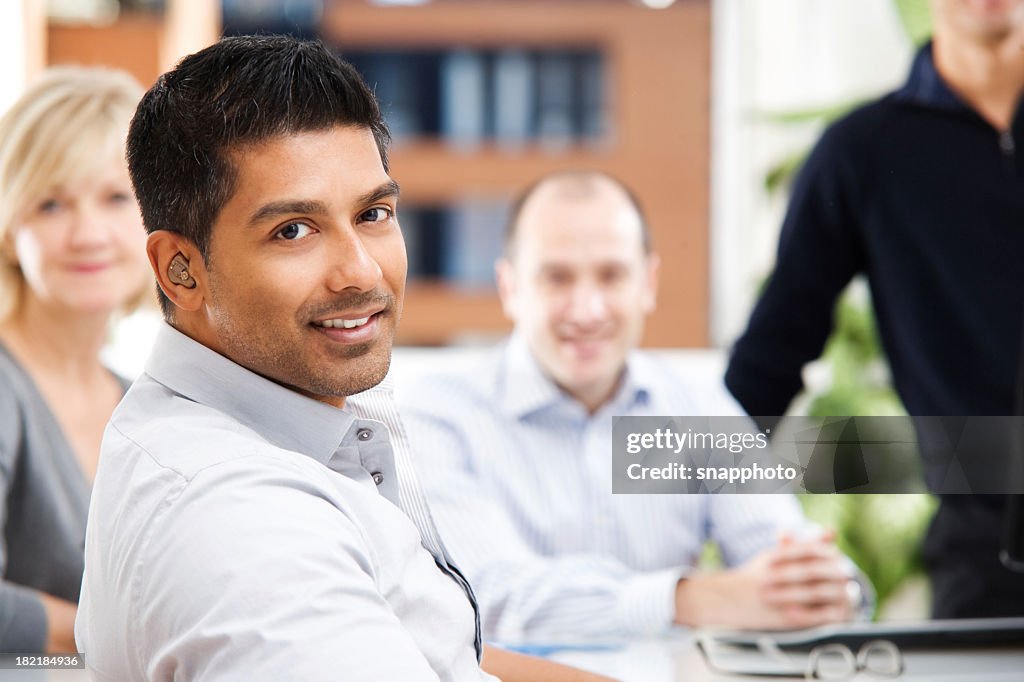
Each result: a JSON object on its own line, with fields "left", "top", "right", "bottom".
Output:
{"left": 498, "top": 331, "right": 654, "bottom": 420}
{"left": 144, "top": 322, "right": 363, "bottom": 465}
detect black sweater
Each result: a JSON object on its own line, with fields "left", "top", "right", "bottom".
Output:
{"left": 727, "top": 44, "right": 1024, "bottom": 425}
{"left": 725, "top": 44, "right": 1024, "bottom": 618}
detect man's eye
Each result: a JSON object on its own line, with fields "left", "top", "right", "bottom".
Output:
{"left": 544, "top": 270, "right": 572, "bottom": 285}
{"left": 276, "top": 222, "right": 314, "bottom": 240}
{"left": 600, "top": 268, "right": 626, "bottom": 284}
{"left": 360, "top": 206, "right": 393, "bottom": 223}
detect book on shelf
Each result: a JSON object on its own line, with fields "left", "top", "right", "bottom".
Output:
{"left": 535, "top": 51, "right": 575, "bottom": 148}
{"left": 343, "top": 48, "right": 607, "bottom": 147}
{"left": 492, "top": 49, "right": 534, "bottom": 149}
{"left": 441, "top": 50, "right": 487, "bottom": 150}
{"left": 443, "top": 200, "right": 508, "bottom": 288}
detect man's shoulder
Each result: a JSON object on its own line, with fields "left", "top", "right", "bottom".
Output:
{"left": 105, "top": 374, "right": 330, "bottom": 485}
{"left": 813, "top": 95, "right": 905, "bottom": 159}
{"left": 91, "top": 375, "right": 376, "bottom": 580}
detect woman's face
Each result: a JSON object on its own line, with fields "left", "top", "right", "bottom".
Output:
{"left": 9, "top": 153, "right": 149, "bottom": 317}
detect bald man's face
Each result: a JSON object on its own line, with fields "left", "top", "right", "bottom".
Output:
{"left": 496, "top": 180, "right": 658, "bottom": 412}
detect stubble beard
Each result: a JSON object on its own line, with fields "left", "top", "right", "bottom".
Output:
{"left": 216, "top": 316, "right": 394, "bottom": 400}
{"left": 208, "top": 282, "right": 397, "bottom": 401}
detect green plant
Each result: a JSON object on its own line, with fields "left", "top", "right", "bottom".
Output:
{"left": 789, "top": 291, "right": 936, "bottom": 616}
{"left": 758, "top": 0, "right": 938, "bottom": 618}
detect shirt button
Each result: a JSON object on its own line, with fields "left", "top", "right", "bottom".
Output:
{"left": 371, "top": 471, "right": 384, "bottom": 486}
{"left": 357, "top": 428, "right": 373, "bottom": 441}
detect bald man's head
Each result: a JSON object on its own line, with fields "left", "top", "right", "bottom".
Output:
{"left": 495, "top": 170, "right": 659, "bottom": 413}
{"left": 503, "top": 171, "right": 652, "bottom": 261}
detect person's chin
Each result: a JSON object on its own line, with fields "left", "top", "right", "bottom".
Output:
{"left": 561, "top": 337, "right": 609, "bottom": 363}
{"left": 339, "top": 351, "right": 392, "bottom": 395}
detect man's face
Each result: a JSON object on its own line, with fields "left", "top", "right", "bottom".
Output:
{"left": 190, "top": 126, "right": 405, "bottom": 406}
{"left": 933, "top": 0, "right": 1024, "bottom": 43}
{"left": 497, "top": 179, "right": 658, "bottom": 411}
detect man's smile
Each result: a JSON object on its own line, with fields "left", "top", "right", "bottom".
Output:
{"left": 310, "top": 310, "right": 384, "bottom": 343}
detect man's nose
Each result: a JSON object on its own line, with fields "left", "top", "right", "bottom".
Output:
{"left": 566, "top": 283, "right": 609, "bottom": 325}
{"left": 325, "top": 228, "right": 383, "bottom": 292}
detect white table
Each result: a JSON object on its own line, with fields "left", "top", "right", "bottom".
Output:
{"left": 1, "top": 634, "right": 1020, "bottom": 680}
{"left": 550, "top": 630, "right": 1024, "bottom": 681}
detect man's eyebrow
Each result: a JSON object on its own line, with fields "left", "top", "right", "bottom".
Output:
{"left": 247, "top": 200, "right": 330, "bottom": 227}
{"left": 357, "top": 179, "right": 401, "bottom": 207}
{"left": 245, "top": 180, "right": 400, "bottom": 228}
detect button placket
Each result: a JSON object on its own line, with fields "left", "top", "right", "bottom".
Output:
{"left": 352, "top": 420, "right": 396, "bottom": 497}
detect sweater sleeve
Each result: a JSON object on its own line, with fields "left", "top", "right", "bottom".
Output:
{"left": 0, "top": 379, "right": 48, "bottom": 651}
{"left": 726, "top": 117, "right": 870, "bottom": 430}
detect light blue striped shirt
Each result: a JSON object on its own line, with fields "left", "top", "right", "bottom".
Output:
{"left": 400, "top": 334, "right": 814, "bottom": 642}
{"left": 77, "top": 323, "right": 494, "bottom": 682}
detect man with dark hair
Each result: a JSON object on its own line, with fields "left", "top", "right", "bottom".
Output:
{"left": 126, "top": 35, "right": 392, "bottom": 319}
{"left": 76, "top": 36, "right": 610, "bottom": 682}
{"left": 725, "top": 0, "right": 1024, "bottom": 618}
{"left": 400, "top": 170, "right": 862, "bottom": 642}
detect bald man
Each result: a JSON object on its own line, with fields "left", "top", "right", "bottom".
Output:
{"left": 400, "top": 171, "right": 862, "bottom": 642}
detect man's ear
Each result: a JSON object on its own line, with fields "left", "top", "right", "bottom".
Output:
{"left": 642, "top": 253, "right": 660, "bottom": 313}
{"left": 495, "top": 257, "right": 518, "bottom": 322}
{"left": 147, "top": 231, "right": 206, "bottom": 314}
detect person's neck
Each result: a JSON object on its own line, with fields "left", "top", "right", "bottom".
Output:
{"left": 0, "top": 297, "right": 112, "bottom": 383}
{"left": 933, "top": 30, "right": 1024, "bottom": 130}
{"left": 568, "top": 372, "right": 624, "bottom": 417}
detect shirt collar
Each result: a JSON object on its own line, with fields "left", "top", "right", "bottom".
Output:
{"left": 144, "top": 322, "right": 356, "bottom": 464}
{"left": 497, "top": 332, "right": 654, "bottom": 420}
{"left": 893, "top": 41, "right": 973, "bottom": 113}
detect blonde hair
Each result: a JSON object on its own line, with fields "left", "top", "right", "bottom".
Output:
{"left": 0, "top": 66, "right": 146, "bottom": 322}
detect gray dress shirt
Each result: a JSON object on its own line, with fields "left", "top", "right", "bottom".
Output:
{"left": 77, "top": 323, "right": 494, "bottom": 682}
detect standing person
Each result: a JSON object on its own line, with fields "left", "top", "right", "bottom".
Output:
{"left": 0, "top": 67, "right": 149, "bottom": 653}
{"left": 400, "top": 170, "right": 863, "bottom": 642}
{"left": 725, "top": 0, "right": 1024, "bottom": 618}
{"left": 76, "top": 35, "right": 610, "bottom": 682}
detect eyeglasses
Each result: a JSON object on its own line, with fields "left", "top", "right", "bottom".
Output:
{"left": 804, "top": 639, "right": 904, "bottom": 680}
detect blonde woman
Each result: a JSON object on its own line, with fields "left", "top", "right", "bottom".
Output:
{"left": 0, "top": 67, "right": 149, "bottom": 652}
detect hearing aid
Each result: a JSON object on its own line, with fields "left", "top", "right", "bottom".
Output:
{"left": 168, "top": 253, "right": 196, "bottom": 289}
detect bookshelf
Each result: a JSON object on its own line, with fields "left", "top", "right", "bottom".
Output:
{"left": 42, "top": 0, "right": 711, "bottom": 348}
{"left": 322, "top": 0, "right": 711, "bottom": 347}
{"left": 46, "top": 0, "right": 219, "bottom": 88}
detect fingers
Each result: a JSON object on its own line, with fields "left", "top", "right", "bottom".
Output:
{"left": 761, "top": 578, "right": 850, "bottom": 608}
{"left": 768, "top": 538, "right": 842, "bottom": 566}
{"left": 776, "top": 526, "right": 836, "bottom": 547}
{"left": 767, "top": 556, "right": 849, "bottom": 585}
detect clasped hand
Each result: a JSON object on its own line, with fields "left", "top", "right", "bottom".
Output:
{"left": 675, "top": 530, "right": 857, "bottom": 630}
